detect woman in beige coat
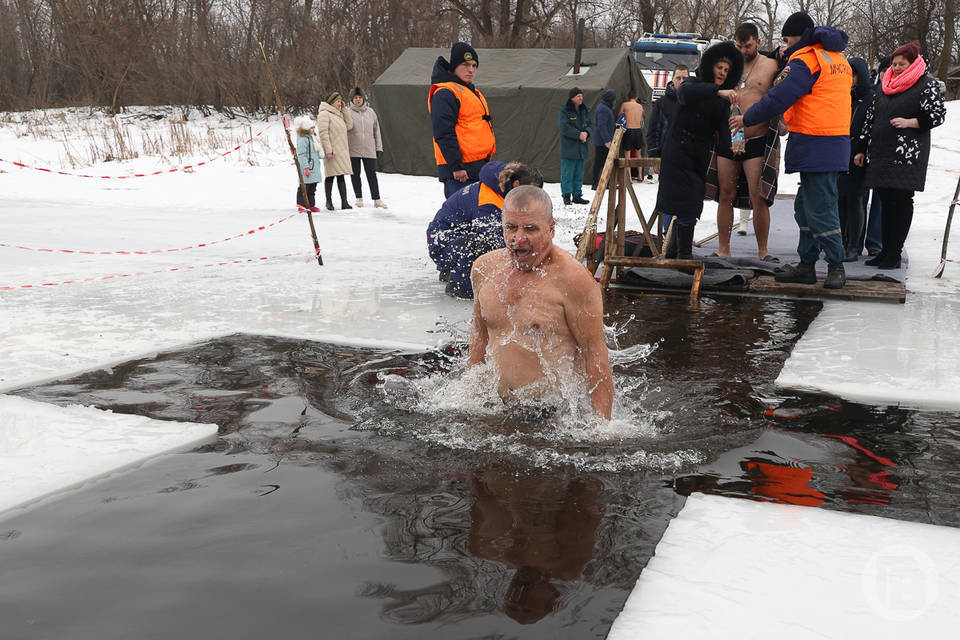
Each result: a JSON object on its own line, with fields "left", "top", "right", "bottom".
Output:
{"left": 316, "top": 91, "right": 354, "bottom": 210}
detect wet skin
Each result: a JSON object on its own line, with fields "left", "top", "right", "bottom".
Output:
{"left": 468, "top": 201, "right": 613, "bottom": 418}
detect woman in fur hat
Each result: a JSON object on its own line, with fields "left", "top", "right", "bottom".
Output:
{"left": 316, "top": 90, "right": 354, "bottom": 210}
{"left": 853, "top": 41, "right": 946, "bottom": 269}
{"left": 347, "top": 87, "right": 387, "bottom": 209}
{"left": 655, "top": 40, "right": 743, "bottom": 259}
{"left": 293, "top": 115, "right": 323, "bottom": 211}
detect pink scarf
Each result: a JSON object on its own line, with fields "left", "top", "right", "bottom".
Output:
{"left": 882, "top": 56, "right": 927, "bottom": 95}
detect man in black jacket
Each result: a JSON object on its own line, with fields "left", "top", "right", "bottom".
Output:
{"left": 647, "top": 64, "right": 689, "bottom": 160}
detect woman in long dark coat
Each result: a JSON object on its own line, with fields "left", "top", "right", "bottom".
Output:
{"left": 853, "top": 41, "right": 946, "bottom": 269}
{"left": 656, "top": 41, "right": 743, "bottom": 259}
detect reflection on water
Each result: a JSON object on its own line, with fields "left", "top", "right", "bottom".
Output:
{"left": 6, "top": 294, "right": 960, "bottom": 638}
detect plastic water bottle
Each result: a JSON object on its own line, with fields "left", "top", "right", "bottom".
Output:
{"left": 730, "top": 105, "right": 745, "bottom": 154}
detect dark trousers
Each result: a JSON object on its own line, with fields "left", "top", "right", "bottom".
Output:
{"left": 859, "top": 191, "right": 883, "bottom": 253}
{"left": 838, "top": 187, "right": 866, "bottom": 252}
{"left": 350, "top": 157, "right": 381, "bottom": 200}
{"left": 795, "top": 172, "right": 844, "bottom": 265}
{"left": 324, "top": 175, "right": 347, "bottom": 204}
{"left": 875, "top": 187, "right": 914, "bottom": 258}
{"left": 444, "top": 178, "right": 464, "bottom": 199}
{"left": 296, "top": 182, "right": 318, "bottom": 208}
{"left": 592, "top": 146, "right": 609, "bottom": 189}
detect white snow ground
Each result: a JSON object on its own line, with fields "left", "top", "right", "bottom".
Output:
{"left": 1, "top": 104, "right": 959, "bottom": 634}
{"left": 607, "top": 493, "right": 960, "bottom": 639}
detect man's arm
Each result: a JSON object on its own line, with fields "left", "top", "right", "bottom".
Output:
{"left": 467, "top": 261, "right": 489, "bottom": 368}
{"left": 565, "top": 266, "right": 613, "bottom": 419}
{"left": 742, "top": 59, "right": 817, "bottom": 127}
{"left": 430, "top": 89, "right": 464, "bottom": 171}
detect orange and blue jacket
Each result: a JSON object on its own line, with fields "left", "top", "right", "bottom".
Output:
{"left": 428, "top": 58, "right": 496, "bottom": 179}
{"left": 743, "top": 26, "right": 853, "bottom": 173}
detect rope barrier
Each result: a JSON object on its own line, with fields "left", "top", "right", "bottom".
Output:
{"left": 0, "top": 119, "right": 278, "bottom": 179}
{"left": 1, "top": 249, "right": 320, "bottom": 291}
{"left": 0, "top": 209, "right": 303, "bottom": 255}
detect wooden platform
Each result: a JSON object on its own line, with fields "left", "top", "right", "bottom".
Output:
{"left": 607, "top": 273, "right": 906, "bottom": 304}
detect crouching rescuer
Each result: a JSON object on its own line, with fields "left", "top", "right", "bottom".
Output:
{"left": 426, "top": 161, "right": 544, "bottom": 299}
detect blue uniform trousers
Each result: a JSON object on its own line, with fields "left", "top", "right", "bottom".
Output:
{"left": 795, "top": 172, "right": 844, "bottom": 265}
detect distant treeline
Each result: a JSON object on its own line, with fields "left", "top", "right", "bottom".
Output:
{"left": 0, "top": 0, "right": 955, "bottom": 113}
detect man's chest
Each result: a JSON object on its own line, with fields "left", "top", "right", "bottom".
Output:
{"left": 479, "top": 280, "right": 568, "bottom": 336}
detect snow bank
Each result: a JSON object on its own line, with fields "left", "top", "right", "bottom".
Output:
{"left": 0, "top": 395, "right": 218, "bottom": 519}
{"left": 608, "top": 492, "right": 960, "bottom": 640}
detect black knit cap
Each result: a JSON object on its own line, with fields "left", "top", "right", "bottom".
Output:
{"left": 781, "top": 11, "right": 814, "bottom": 37}
{"left": 568, "top": 87, "right": 583, "bottom": 99}
{"left": 450, "top": 42, "right": 478, "bottom": 69}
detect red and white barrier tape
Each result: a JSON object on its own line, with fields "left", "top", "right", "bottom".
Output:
{"left": 0, "top": 119, "right": 277, "bottom": 179}
{"left": 0, "top": 210, "right": 302, "bottom": 256}
{"left": 1, "top": 250, "right": 320, "bottom": 291}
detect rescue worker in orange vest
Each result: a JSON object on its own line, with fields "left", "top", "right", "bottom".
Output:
{"left": 426, "top": 161, "right": 544, "bottom": 298}
{"left": 429, "top": 42, "right": 497, "bottom": 198}
{"left": 731, "top": 12, "right": 854, "bottom": 289}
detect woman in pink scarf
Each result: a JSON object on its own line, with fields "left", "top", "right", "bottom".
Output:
{"left": 852, "top": 42, "right": 946, "bottom": 269}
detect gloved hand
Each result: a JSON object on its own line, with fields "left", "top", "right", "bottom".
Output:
{"left": 304, "top": 167, "right": 311, "bottom": 177}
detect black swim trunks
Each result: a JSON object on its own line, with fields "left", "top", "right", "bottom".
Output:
{"left": 717, "top": 135, "right": 766, "bottom": 160}
{"left": 622, "top": 128, "right": 645, "bottom": 152}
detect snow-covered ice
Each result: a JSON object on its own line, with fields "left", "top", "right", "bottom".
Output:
{"left": 0, "top": 395, "right": 217, "bottom": 519}
{"left": 607, "top": 493, "right": 960, "bottom": 639}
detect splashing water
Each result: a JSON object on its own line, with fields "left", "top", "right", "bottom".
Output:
{"left": 354, "top": 315, "right": 703, "bottom": 472}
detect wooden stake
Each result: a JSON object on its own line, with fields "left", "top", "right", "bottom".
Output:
{"left": 258, "top": 41, "right": 323, "bottom": 266}
{"left": 934, "top": 175, "right": 960, "bottom": 278}
{"left": 576, "top": 127, "right": 625, "bottom": 263}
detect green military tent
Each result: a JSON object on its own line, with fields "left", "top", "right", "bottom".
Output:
{"left": 369, "top": 48, "right": 651, "bottom": 184}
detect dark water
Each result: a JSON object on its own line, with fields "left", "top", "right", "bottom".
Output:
{"left": 3, "top": 295, "right": 960, "bottom": 639}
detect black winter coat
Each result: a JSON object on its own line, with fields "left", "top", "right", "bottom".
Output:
{"left": 654, "top": 78, "right": 732, "bottom": 218}
{"left": 838, "top": 57, "right": 873, "bottom": 194}
{"left": 856, "top": 73, "right": 946, "bottom": 192}
{"left": 647, "top": 82, "right": 679, "bottom": 158}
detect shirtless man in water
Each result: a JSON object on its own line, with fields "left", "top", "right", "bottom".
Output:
{"left": 718, "top": 23, "right": 780, "bottom": 260}
{"left": 468, "top": 186, "right": 613, "bottom": 419}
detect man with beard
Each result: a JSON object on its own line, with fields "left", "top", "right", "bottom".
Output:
{"left": 715, "top": 23, "right": 780, "bottom": 261}
{"left": 467, "top": 186, "right": 613, "bottom": 419}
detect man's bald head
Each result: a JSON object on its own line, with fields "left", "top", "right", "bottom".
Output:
{"left": 502, "top": 185, "right": 553, "bottom": 223}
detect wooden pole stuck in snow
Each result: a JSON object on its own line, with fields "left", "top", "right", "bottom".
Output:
{"left": 934, "top": 175, "right": 960, "bottom": 278}
{"left": 258, "top": 41, "right": 323, "bottom": 266}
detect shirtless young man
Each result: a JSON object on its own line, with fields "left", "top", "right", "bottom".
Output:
{"left": 618, "top": 92, "right": 646, "bottom": 181}
{"left": 717, "top": 23, "right": 779, "bottom": 260}
{"left": 467, "top": 186, "right": 613, "bottom": 419}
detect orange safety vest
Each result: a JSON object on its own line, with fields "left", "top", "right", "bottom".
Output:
{"left": 428, "top": 81, "right": 496, "bottom": 166}
{"left": 477, "top": 182, "right": 504, "bottom": 209}
{"left": 784, "top": 45, "right": 853, "bottom": 136}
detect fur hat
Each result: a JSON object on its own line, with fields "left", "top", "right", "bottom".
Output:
{"left": 781, "top": 11, "right": 814, "bottom": 37}
{"left": 892, "top": 41, "right": 920, "bottom": 63}
{"left": 325, "top": 91, "right": 343, "bottom": 105}
{"left": 450, "top": 42, "right": 478, "bottom": 69}
{"left": 697, "top": 41, "right": 744, "bottom": 90}
{"left": 293, "top": 115, "right": 315, "bottom": 133}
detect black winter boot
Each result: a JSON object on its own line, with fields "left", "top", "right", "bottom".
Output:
{"left": 676, "top": 225, "right": 695, "bottom": 260}
{"left": 563, "top": 194, "right": 571, "bottom": 206}
{"left": 774, "top": 262, "right": 817, "bottom": 284}
{"left": 572, "top": 195, "right": 590, "bottom": 205}
{"left": 325, "top": 199, "right": 335, "bottom": 211}
{"left": 823, "top": 263, "right": 846, "bottom": 289}
{"left": 663, "top": 227, "right": 678, "bottom": 259}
